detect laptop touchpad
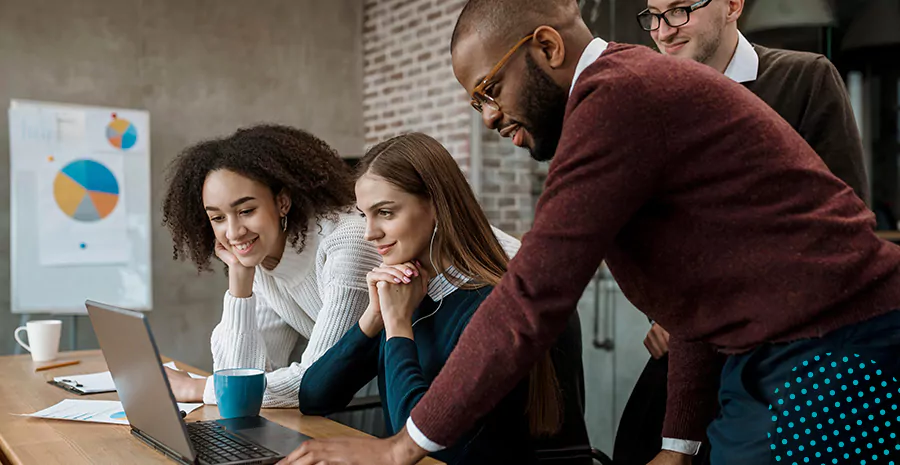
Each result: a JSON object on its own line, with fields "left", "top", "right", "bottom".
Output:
{"left": 216, "top": 416, "right": 312, "bottom": 455}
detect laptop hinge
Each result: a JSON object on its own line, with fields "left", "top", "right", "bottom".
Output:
{"left": 132, "top": 427, "right": 198, "bottom": 465}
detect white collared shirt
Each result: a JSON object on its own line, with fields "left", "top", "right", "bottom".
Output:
{"left": 723, "top": 31, "right": 759, "bottom": 83}
{"left": 425, "top": 265, "right": 469, "bottom": 301}
{"left": 570, "top": 37, "right": 610, "bottom": 96}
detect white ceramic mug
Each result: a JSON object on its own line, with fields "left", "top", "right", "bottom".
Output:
{"left": 14, "top": 320, "right": 62, "bottom": 362}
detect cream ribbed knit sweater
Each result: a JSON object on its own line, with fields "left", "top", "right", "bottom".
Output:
{"left": 202, "top": 212, "right": 520, "bottom": 407}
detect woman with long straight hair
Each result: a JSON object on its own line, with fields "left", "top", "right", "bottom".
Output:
{"left": 298, "top": 133, "right": 588, "bottom": 464}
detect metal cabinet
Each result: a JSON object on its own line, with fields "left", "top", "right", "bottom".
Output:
{"left": 576, "top": 266, "right": 654, "bottom": 453}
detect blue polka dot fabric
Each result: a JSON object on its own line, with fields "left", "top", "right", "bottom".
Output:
{"left": 768, "top": 352, "right": 900, "bottom": 464}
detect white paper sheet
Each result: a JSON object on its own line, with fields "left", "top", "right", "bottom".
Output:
{"left": 55, "top": 109, "right": 86, "bottom": 145}
{"left": 14, "top": 399, "right": 203, "bottom": 425}
{"left": 53, "top": 363, "right": 206, "bottom": 395}
{"left": 53, "top": 371, "right": 116, "bottom": 394}
{"left": 162, "top": 361, "right": 207, "bottom": 379}
{"left": 10, "top": 105, "right": 58, "bottom": 147}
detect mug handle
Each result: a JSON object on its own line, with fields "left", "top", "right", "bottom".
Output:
{"left": 14, "top": 326, "right": 31, "bottom": 352}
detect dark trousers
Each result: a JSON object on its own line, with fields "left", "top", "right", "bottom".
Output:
{"left": 613, "top": 354, "right": 713, "bottom": 465}
{"left": 708, "top": 310, "right": 900, "bottom": 464}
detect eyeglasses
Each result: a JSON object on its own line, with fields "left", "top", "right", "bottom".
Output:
{"left": 636, "top": 0, "right": 713, "bottom": 32}
{"left": 470, "top": 33, "right": 535, "bottom": 113}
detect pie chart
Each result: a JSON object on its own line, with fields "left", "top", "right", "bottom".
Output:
{"left": 53, "top": 159, "right": 120, "bottom": 222}
{"left": 106, "top": 116, "right": 138, "bottom": 150}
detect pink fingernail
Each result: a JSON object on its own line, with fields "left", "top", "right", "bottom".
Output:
{"left": 403, "top": 277, "right": 411, "bottom": 283}
{"left": 405, "top": 269, "right": 413, "bottom": 276}
{"left": 394, "top": 278, "right": 401, "bottom": 283}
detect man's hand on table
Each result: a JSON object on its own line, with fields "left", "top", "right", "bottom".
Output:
{"left": 277, "top": 427, "right": 428, "bottom": 465}
{"left": 644, "top": 322, "right": 670, "bottom": 359}
{"left": 648, "top": 450, "right": 692, "bottom": 465}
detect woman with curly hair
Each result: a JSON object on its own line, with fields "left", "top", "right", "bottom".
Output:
{"left": 160, "top": 124, "right": 383, "bottom": 407}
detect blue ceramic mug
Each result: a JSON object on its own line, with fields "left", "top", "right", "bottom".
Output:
{"left": 214, "top": 368, "right": 267, "bottom": 419}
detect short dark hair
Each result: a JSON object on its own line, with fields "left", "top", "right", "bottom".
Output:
{"left": 162, "top": 124, "right": 355, "bottom": 272}
{"left": 450, "top": 0, "right": 580, "bottom": 53}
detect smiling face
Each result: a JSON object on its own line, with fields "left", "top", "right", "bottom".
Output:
{"left": 647, "top": 0, "right": 729, "bottom": 65}
{"left": 453, "top": 32, "right": 570, "bottom": 162}
{"left": 355, "top": 172, "right": 436, "bottom": 266}
{"left": 202, "top": 169, "right": 290, "bottom": 268}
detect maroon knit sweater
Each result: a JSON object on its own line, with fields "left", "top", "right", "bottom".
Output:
{"left": 409, "top": 43, "right": 900, "bottom": 444}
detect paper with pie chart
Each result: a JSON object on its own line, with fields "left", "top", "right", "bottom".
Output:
{"left": 54, "top": 159, "right": 120, "bottom": 221}
{"left": 9, "top": 99, "right": 153, "bottom": 315}
{"left": 88, "top": 111, "right": 148, "bottom": 153}
{"left": 106, "top": 116, "right": 138, "bottom": 150}
{"left": 38, "top": 153, "right": 129, "bottom": 267}
{"left": 17, "top": 399, "right": 203, "bottom": 425}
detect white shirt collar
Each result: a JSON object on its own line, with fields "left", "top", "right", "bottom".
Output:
{"left": 569, "top": 37, "right": 610, "bottom": 96}
{"left": 427, "top": 265, "right": 471, "bottom": 301}
{"left": 723, "top": 31, "right": 759, "bottom": 83}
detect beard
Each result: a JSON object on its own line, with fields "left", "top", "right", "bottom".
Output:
{"left": 691, "top": 20, "right": 727, "bottom": 66}
{"left": 519, "top": 53, "right": 569, "bottom": 162}
{"left": 692, "top": 33, "right": 720, "bottom": 65}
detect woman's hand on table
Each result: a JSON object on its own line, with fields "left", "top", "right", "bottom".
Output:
{"left": 164, "top": 366, "right": 206, "bottom": 402}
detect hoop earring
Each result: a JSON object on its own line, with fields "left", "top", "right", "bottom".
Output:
{"left": 280, "top": 215, "right": 287, "bottom": 232}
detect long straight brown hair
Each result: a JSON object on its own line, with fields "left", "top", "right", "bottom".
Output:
{"left": 357, "top": 132, "right": 562, "bottom": 437}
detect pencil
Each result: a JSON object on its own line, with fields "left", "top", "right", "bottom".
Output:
{"left": 35, "top": 359, "right": 81, "bottom": 372}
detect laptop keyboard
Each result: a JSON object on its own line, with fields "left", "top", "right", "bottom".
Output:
{"left": 187, "top": 421, "right": 280, "bottom": 464}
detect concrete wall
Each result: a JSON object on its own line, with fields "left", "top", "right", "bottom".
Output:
{"left": 0, "top": 0, "right": 363, "bottom": 370}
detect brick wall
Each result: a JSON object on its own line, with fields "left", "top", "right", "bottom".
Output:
{"left": 362, "top": 0, "right": 470, "bottom": 169}
{"left": 363, "top": 0, "right": 538, "bottom": 236}
{"left": 479, "top": 129, "right": 537, "bottom": 234}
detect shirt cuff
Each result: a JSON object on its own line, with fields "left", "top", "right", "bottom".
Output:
{"left": 406, "top": 417, "right": 445, "bottom": 453}
{"left": 661, "top": 438, "right": 701, "bottom": 455}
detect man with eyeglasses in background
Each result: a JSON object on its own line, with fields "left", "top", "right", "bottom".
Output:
{"left": 614, "top": 1, "right": 869, "bottom": 464}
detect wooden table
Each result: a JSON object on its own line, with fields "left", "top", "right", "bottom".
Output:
{"left": 0, "top": 350, "right": 442, "bottom": 465}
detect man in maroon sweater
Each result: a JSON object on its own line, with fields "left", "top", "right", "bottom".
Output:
{"left": 280, "top": 1, "right": 900, "bottom": 464}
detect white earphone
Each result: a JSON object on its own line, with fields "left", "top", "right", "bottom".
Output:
{"left": 412, "top": 220, "right": 443, "bottom": 327}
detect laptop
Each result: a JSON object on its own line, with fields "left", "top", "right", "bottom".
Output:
{"left": 85, "top": 299, "right": 311, "bottom": 465}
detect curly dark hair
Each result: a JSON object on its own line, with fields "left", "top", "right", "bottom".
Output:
{"left": 162, "top": 124, "right": 356, "bottom": 272}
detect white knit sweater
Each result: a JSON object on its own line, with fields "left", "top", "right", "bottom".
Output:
{"left": 202, "top": 212, "right": 521, "bottom": 408}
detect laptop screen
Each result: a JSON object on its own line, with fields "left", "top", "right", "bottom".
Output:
{"left": 86, "top": 300, "right": 196, "bottom": 462}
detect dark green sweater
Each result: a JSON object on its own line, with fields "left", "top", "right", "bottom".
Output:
{"left": 298, "top": 286, "right": 540, "bottom": 465}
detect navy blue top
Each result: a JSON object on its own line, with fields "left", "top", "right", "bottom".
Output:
{"left": 299, "top": 286, "right": 539, "bottom": 465}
